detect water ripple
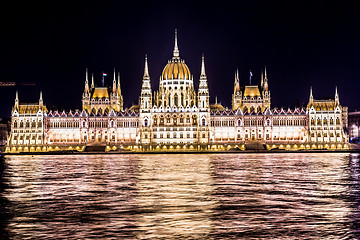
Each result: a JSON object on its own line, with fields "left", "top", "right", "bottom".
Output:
{"left": 0, "top": 153, "right": 359, "bottom": 239}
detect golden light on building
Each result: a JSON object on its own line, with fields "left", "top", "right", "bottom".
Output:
{"left": 5, "top": 31, "right": 348, "bottom": 153}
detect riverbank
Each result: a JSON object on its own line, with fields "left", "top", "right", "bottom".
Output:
{"left": 2, "top": 148, "right": 360, "bottom": 155}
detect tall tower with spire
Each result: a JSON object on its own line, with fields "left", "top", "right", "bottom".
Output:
{"left": 39, "top": 91, "right": 43, "bottom": 108}
{"left": 139, "top": 55, "right": 153, "bottom": 146}
{"left": 140, "top": 55, "right": 152, "bottom": 111}
{"left": 198, "top": 54, "right": 209, "bottom": 111}
{"left": 82, "top": 68, "right": 91, "bottom": 110}
{"left": 232, "top": 69, "right": 242, "bottom": 110}
{"left": 198, "top": 55, "right": 210, "bottom": 144}
{"left": 110, "top": 68, "right": 124, "bottom": 112}
{"left": 262, "top": 66, "right": 271, "bottom": 108}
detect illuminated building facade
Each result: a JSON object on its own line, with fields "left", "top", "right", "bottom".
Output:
{"left": 6, "top": 31, "right": 349, "bottom": 153}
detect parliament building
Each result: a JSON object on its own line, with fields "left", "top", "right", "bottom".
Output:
{"left": 6, "top": 31, "right": 349, "bottom": 153}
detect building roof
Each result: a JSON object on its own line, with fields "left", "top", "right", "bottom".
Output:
{"left": 210, "top": 103, "right": 225, "bottom": 111}
{"left": 162, "top": 59, "right": 191, "bottom": 80}
{"left": 243, "top": 86, "right": 261, "bottom": 97}
{"left": 309, "top": 100, "right": 337, "bottom": 111}
{"left": 16, "top": 104, "right": 47, "bottom": 114}
{"left": 92, "top": 87, "right": 109, "bottom": 98}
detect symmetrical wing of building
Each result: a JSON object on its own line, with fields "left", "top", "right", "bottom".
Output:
{"left": 6, "top": 31, "right": 349, "bottom": 153}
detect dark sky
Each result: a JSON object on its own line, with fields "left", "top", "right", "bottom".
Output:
{"left": 0, "top": 1, "right": 359, "bottom": 117}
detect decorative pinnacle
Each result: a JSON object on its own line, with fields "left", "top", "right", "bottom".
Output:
{"left": 201, "top": 54, "right": 206, "bottom": 77}
{"left": 173, "top": 29, "right": 179, "bottom": 58}
{"left": 264, "top": 65, "right": 267, "bottom": 79}
{"left": 144, "top": 54, "right": 149, "bottom": 78}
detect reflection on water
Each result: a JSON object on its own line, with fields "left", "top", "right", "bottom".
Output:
{"left": 0, "top": 153, "right": 359, "bottom": 239}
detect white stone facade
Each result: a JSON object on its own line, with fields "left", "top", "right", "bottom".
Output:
{"left": 6, "top": 31, "right": 349, "bottom": 152}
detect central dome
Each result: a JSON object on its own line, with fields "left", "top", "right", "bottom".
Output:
{"left": 162, "top": 59, "right": 191, "bottom": 80}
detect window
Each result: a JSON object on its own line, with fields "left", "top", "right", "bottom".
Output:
{"left": 202, "top": 118, "right": 206, "bottom": 126}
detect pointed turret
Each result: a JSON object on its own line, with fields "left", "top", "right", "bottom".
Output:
{"left": 85, "top": 68, "right": 89, "bottom": 93}
{"left": 91, "top": 73, "right": 94, "bottom": 89}
{"left": 309, "top": 86, "right": 313, "bottom": 103}
{"left": 173, "top": 29, "right": 179, "bottom": 58}
{"left": 200, "top": 54, "right": 206, "bottom": 79}
{"left": 198, "top": 54, "right": 209, "bottom": 111}
{"left": 117, "top": 72, "right": 122, "bottom": 96}
{"left": 39, "top": 91, "right": 43, "bottom": 107}
{"left": 263, "top": 66, "right": 268, "bottom": 91}
{"left": 261, "top": 70, "right": 264, "bottom": 87}
{"left": 335, "top": 86, "right": 339, "bottom": 105}
{"left": 112, "top": 68, "right": 116, "bottom": 93}
{"left": 143, "top": 54, "right": 150, "bottom": 80}
{"left": 140, "top": 55, "right": 152, "bottom": 110}
{"left": 234, "top": 68, "right": 240, "bottom": 94}
{"left": 14, "top": 91, "right": 19, "bottom": 109}
{"left": 232, "top": 68, "right": 242, "bottom": 111}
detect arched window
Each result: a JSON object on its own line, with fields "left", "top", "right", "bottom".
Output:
{"left": 144, "top": 119, "right": 148, "bottom": 127}
{"left": 159, "top": 115, "right": 164, "bottom": 126}
{"left": 192, "top": 115, "right": 197, "bottom": 125}
{"left": 237, "top": 119, "right": 242, "bottom": 126}
{"left": 174, "top": 94, "right": 179, "bottom": 107}
{"left": 14, "top": 120, "right": 18, "bottom": 128}
{"left": 179, "top": 115, "right": 184, "bottom": 124}
{"left": 202, "top": 118, "right": 206, "bottom": 126}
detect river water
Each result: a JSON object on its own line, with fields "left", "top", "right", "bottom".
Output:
{"left": 0, "top": 153, "right": 359, "bottom": 239}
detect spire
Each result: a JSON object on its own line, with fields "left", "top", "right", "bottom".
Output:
{"left": 143, "top": 54, "right": 150, "bottom": 79}
{"left": 200, "top": 54, "right": 206, "bottom": 78}
{"left": 199, "top": 55, "right": 208, "bottom": 92}
{"left": 215, "top": 96, "right": 218, "bottom": 104}
{"left": 112, "top": 68, "right": 116, "bottom": 93}
{"left": 39, "top": 91, "right": 43, "bottom": 107}
{"left": 141, "top": 55, "right": 151, "bottom": 92}
{"left": 117, "top": 72, "right": 121, "bottom": 96}
{"left": 261, "top": 70, "right": 264, "bottom": 87}
{"left": 234, "top": 68, "right": 240, "bottom": 93}
{"left": 264, "top": 65, "right": 267, "bottom": 79}
{"left": 173, "top": 29, "right": 179, "bottom": 58}
{"left": 309, "top": 86, "right": 313, "bottom": 103}
{"left": 263, "top": 65, "right": 269, "bottom": 91}
{"left": 91, "top": 73, "right": 94, "bottom": 89}
{"left": 335, "top": 86, "right": 339, "bottom": 104}
{"left": 15, "top": 91, "right": 19, "bottom": 109}
{"left": 85, "top": 68, "right": 89, "bottom": 93}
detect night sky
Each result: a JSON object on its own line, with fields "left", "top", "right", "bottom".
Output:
{"left": 0, "top": 1, "right": 359, "bottom": 117}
